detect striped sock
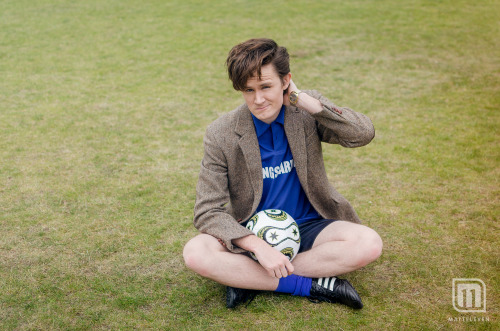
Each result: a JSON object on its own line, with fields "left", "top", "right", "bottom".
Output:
{"left": 275, "top": 274, "right": 312, "bottom": 297}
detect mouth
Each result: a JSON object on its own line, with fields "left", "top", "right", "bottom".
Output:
{"left": 256, "top": 105, "right": 269, "bottom": 111}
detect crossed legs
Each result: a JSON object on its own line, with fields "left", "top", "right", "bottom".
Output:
{"left": 183, "top": 221, "right": 383, "bottom": 290}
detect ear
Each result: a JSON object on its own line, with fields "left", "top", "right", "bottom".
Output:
{"left": 282, "top": 72, "right": 292, "bottom": 90}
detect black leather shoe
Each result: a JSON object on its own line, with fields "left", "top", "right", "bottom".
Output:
{"left": 309, "top": 277, "right": 363, "bottom": 309}
{"left": 226, "top": 286, "right": 258, "bottom": 308}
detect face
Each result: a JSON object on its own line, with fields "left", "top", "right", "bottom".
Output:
{"left": 242, "top": 64, "right": 290, "bottom": 124}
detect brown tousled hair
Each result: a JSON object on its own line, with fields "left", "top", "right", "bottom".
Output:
{"left": 226, "top": 38, "right": 290, "bottom": 91}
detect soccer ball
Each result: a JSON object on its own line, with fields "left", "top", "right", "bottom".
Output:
{"left": 246, "top": 209, "right": 301, "bottom": 261}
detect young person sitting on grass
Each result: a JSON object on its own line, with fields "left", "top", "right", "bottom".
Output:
{"left": 183, "top": 38, "right": 382, "bottom": 309}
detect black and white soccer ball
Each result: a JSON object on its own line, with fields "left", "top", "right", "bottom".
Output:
{"left": 246, "top": 209, "right": 301, "bottom": 261}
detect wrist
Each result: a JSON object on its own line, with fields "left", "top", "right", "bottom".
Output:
{"left": 233, "top": 234, "right": 266, "bottom": 253}
{"left": 293, "top": 91, "right": 323, "bottom": 114}
{"left": 289, "top": 90, "right": 303, "bottom": 106}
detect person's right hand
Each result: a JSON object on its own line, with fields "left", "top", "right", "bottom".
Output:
{"left": 252, "top": 241, "right": 294, "bottom": 278}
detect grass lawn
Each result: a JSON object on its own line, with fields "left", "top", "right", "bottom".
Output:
{"left": 0, "top": 0, "right": 498, "bottom": 329}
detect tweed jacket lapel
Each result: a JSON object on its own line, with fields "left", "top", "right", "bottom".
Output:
{"left": 284, "top": 106, "right": 308, "bottom": 192}
{"left": 234, "top": 105, "right": 263, "bottom": 213}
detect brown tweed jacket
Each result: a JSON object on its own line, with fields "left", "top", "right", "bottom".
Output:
{"left": 193, "top": 90, "right": 375, "bottom": 253}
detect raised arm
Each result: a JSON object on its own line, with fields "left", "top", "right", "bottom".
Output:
{"left": 285, "top": 79, "right": 375, "bottom": 147}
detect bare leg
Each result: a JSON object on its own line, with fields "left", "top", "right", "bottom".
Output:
{"left": 183, "top": 234, "right": 279, "bottom": 290}
{"left": 292, "top": 221, "right": 383, "bottom": 277}
{"left": 183, "top": 221, "right": 382, "bottom": 290}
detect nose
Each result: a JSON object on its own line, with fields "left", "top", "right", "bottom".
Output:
{"left": 255, "top": 90, "right": 265, "bottom": 104}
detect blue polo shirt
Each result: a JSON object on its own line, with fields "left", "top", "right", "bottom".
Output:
{"left": 252, "top": 106, "right": 320, "bottom": 225}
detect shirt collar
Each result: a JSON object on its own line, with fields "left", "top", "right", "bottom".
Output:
{"left": 251, "top": 105, "right": 285, "bottom": 138}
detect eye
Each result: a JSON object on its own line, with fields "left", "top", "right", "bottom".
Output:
{"left": 244, "top": 88, "right": 254, "bottom": 93}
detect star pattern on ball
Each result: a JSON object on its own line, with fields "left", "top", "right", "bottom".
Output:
{"left": 292, "top": 228, "right": 298, "bottom": 237}
{"left": 270, "top": 231, "right": 278, "bottom": 241}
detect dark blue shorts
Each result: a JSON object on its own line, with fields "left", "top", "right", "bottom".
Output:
{"left": 298, "top": 219, "right": 337, "bottom": 253}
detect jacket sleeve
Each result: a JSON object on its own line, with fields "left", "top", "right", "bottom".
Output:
{"left": 305, "top": 90, "right": 375, "bottom": 147}
{"left": 193, "top": 125, "right": 254, "bottom": 253}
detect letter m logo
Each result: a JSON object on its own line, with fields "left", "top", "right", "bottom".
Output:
{"left": 452, "top": 279, "right": 486, "bottom": 313}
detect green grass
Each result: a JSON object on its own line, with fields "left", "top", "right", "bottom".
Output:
{"left": 1, "top": 0, "right": 498, "bottom": 329}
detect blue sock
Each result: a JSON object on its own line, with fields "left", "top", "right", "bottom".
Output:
{"left": 275, "top": 274, "right": 312, "bottom": 297}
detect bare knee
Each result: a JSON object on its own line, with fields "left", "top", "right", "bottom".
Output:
{"left": 183, "top": 236, "right": 206, "bottom": 272}
{"left": 183, "top": 235, "right": 221, "bottom": 278}
{"left": 183, "top": 237, "right": 200, "bottom": 271}
{"left": 356, "top": 228, "right": 383, "bottom": 268}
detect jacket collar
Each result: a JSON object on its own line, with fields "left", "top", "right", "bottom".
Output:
{"left": 234, "top": 104, "right": 254, "bottom": 137}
